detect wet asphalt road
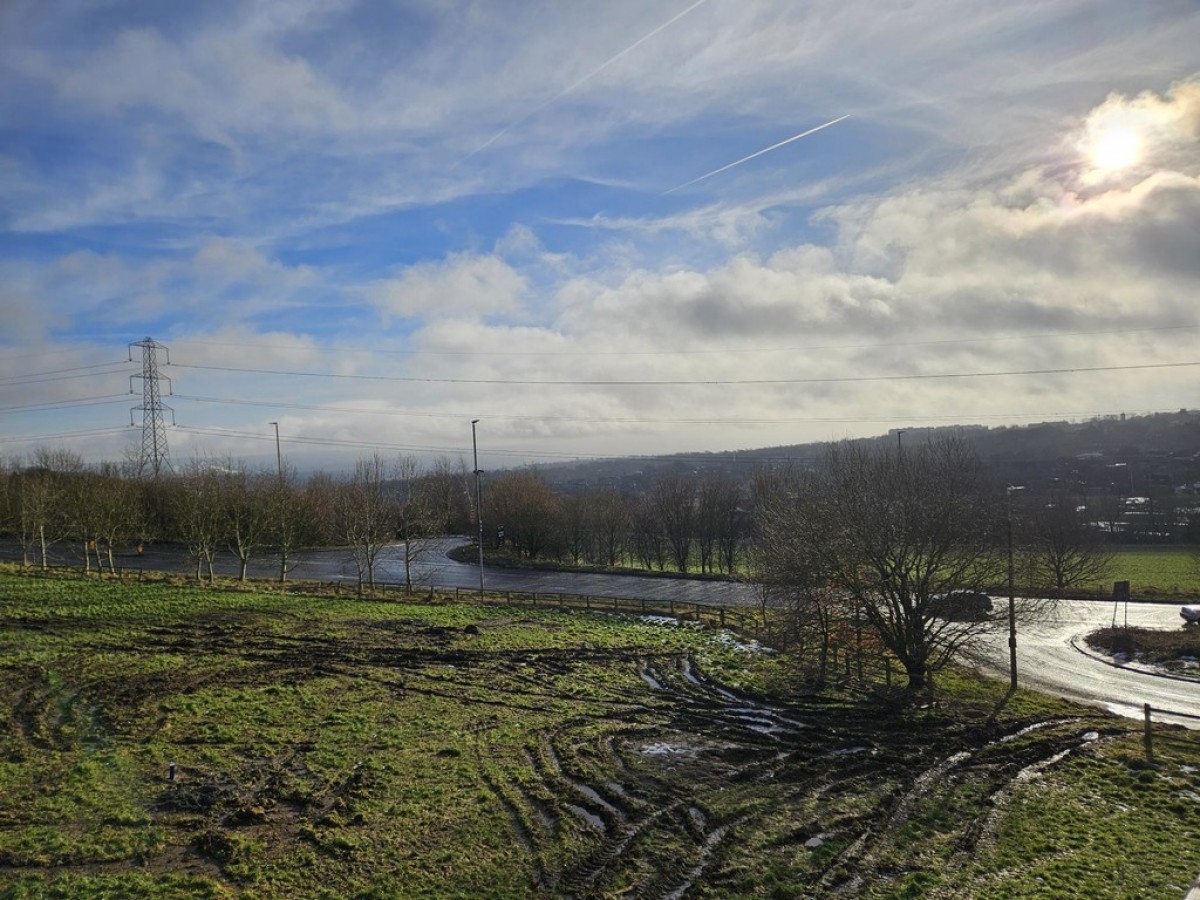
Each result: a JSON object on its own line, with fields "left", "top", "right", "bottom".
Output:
{"left": 0, "top": 536, "right": 759, "bottom": 606}
{"left": 971, "top": 598, "right": 1200, "bottom": 729}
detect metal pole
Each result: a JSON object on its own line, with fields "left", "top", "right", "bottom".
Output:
{"left": 1006, "top": 485, "right": 1022, "bottom": 691}
{"left": 269, "top": 422, "right": 282, "bottom": 483}
{"left": 270, "top": 422, "right": 285, "bottom": 583}
{"left": 472, "top": 419, "right": 484, "bottom": 593}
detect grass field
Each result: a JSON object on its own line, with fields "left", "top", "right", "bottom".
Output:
{"left": 1101, "top": 546, "right": 1200, "bottom": 597}
{"left": 481, "top": 543, "right": 1200, "bottom": 599}
{"left": 1, "top": 570, "right": 1197, "bottom": 898}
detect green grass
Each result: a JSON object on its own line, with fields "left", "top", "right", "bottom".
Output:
{"left": 0, "top": 569, "right": 1197, "bottom": 898}
{"left": 1102, "top": 546, "right": 1200, "bottom": 596}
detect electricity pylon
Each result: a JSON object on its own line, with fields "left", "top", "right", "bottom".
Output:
{"left": 129, "top": 337, "right": 174, "bottom": 478}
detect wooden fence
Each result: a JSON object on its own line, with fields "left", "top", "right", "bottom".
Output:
{"left": 1141, "top": 702, "right": 1200, "bottom": 760}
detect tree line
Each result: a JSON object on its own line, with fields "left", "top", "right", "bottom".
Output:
{"left": 1, "top": 439, "right": 1129, "bottom": 690}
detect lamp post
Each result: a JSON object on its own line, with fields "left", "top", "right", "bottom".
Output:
{"left": 471, "top": 419, "right": 484, "bottom": 593}
{"left": 1005, "top": 485, "right": 1025, "bottom": 690}
{"left": 269, "top": 422, "right": 285, "bottom": 583}
{"left": 896, "top": 429, "right": 908, "bottom": 453}
{"left": 269, "top": 422, "right": 282, "bottom": 484}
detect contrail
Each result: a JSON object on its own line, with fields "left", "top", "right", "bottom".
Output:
{"left": 454, "top": 0, "right": 708, "bottom": 168}
{"left": 663, "top": 114, "right": 851, "bottom": 195}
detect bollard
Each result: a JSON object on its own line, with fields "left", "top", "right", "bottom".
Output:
{"left": 1144, "top": 703, "right": 1154, "bottom": 762}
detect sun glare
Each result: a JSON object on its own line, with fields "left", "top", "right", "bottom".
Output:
{"left": 1090, "top": 126, "right": 1140, "bottom": 171}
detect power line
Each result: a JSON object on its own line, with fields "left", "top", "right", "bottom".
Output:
{"left": 171, "top": 323, "right": 1200, "bottom": 359}
{"left": 171, "top": 392, "right": 1191, "bottom": 427}
{"left": 0, "top": 366, "right": 134, "bottom": 388}
{"left": 0, "top": 394, "right": 132, "bottom": 415}
{"left": 172, "top": 359, "right": 1200, "bottom": 387}
{"left": 0, "top": 426, "right": 132, "bottom": 446}
{"left": 0, "top": 360, "right": 130, "bottom": 383}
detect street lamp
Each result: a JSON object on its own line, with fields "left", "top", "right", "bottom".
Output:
{"left": 471, "top": 420, "right": 484, "bottom": 593}
{"left": 896, "top": 429, "right": 908, "bottom": 452}
{"left": 268, "top": 422, "right": 282, "bottom": 485}
{"left": 1005, "top": 485, "right": 1025, "bottom": 690}
{"left": 269, "top": 422, "right": 286, "bottom": 583}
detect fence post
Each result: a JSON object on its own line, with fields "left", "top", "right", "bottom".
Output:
{"left": 1144, "top": 703, "right": 1154, "bottom": 762}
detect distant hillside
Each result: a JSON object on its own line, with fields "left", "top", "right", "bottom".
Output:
{"left": 530, "top": 410, "right": 1200, "bottom": 499}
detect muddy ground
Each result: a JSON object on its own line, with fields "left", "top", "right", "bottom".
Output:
{"left": 0, "top": 585, "right": 1171, "bottom": 898}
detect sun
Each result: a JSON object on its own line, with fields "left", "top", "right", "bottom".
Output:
{"left": 1089, "top": 125, "right": 1141, "bottom": 171}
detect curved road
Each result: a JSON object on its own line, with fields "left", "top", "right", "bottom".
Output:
{"left": 4, "top": 538, "right": 1194, "bottom": 727}
{"left": 0, "top": 537, "right": 758, "bottom": 606}
{"left": 972, "top": 599, "right": 1199, "bottom": 729}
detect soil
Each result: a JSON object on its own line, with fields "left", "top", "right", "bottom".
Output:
{"left": 0, "top": 605, "right": 1132, "bottom": 897}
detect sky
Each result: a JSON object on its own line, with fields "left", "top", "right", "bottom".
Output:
{"left": 1, "top": 0, "right": 1198, "bottom": 474}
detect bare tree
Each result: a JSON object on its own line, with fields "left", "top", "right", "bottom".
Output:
{"left": 758, "top": 440, "right": 1006, "bottom": 691}
{"left": 630, "top": 493, "right": 667, "bottom": 571}
{"left": 14, "top": 447, "right": 84, "bottom": 569}
{"left": 173, "top": 460, "right": 224, "bottom": 583}
{"left": 87, "top": 463, "right": 140, "bottom": 574}
{"left": 696, "top": 472, "right": 742, "bottom": 575}
{"left": 649, "top": 471, "right": 695, "bottom": 573}
{"left": 394, "top": 456, "right": 441, "bottom": 591}
{"left": 487, "top": 471, "right": 558, "bottom": 560}
{"left": 586, "top": 488, "right": 628, "bottom": 567}
{"left": 338, "top": 453, "right": 394, "bottom": 592}
{"left": 1026, "top": 492, "right": 1115, "bottom": 591}
{"left": 751, "top": 465, "right": 846, "bottom": 684}
{"left": 557, "top": 493, "right": 589, "bottom": 565}
{"left": 217, "top": 460, "right": 272, "bottom": 582}
{"left": 16, "top": 467, "right": 59, "bottom": 569}
{"left": 422, "top": 457, "right": 473, "bottom": 534}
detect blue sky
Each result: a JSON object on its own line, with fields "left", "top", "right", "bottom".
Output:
{"left": 1, "top": 0, "right": 1198, "bottom": 473}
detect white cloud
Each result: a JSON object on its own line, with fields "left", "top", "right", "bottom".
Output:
{"left": 365, "top": 253, "right": 528, "bottom": 322}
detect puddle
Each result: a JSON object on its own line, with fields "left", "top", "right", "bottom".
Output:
{"left": 639, "top": 661, "right": 665, "bottom": 691}
{"left": 998, "top": 719, "right": 1073, "bottom": 744}
{"left": 641, "top": 742, "right": 696, "bottom": 756}
{"left": 563, "top": 803, "right": 606, "bottom": 832}
{"left": 572, "top": 783, "right": 619, "bottom": 817}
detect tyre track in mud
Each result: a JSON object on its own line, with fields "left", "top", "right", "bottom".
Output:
{"left": 813, "top": 718, "right": 1115, "bottom": 894}
{"left": 1, "top": 605, "right": 1147, "bottom": 897}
